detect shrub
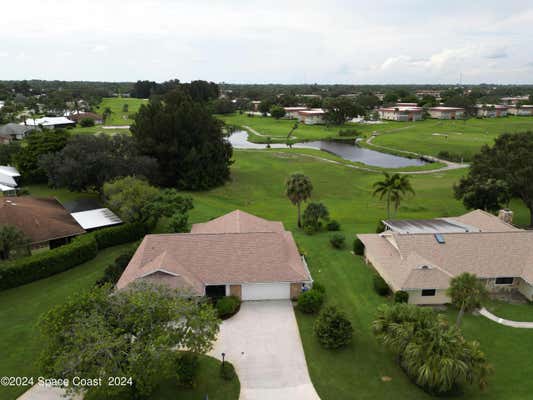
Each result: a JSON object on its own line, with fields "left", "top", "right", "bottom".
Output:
{"left": 326, "top": 220, "right": 340, "bottom": 231}
{"left": 298, "top": 290, "right": 324, "bottom": 314}
{"left": 330, "top": 233, "right": 346, "bottom": 249}
{"left": 394, "top": 290, "right": 409, "bottom": 303}
{"left": 353, "top": 238, "right": 364, "bottom": 255}
{"left": 338, "top": 128, "right": 360, "bottom": 137}
{"left": 373, "top": 274, "right": 390, "bottom": 296}
{"left": 376, "top": 221, "right": 386, "bottom": 233}
{"left": 176, "top": 352, "right": 199, "bottom": 388}
{"left": 94, "top": 223, "right": 147, "bottom": 249}
{"left": 0, "top": 234, "right": 98, "bottom": 291}
{"left": 302, "top": 202, "right": 329, "bottom": 233}
{"left": 313, "top": 305, "right": 353, "bottom": 349}
{"left": 303, "top": 224, "right": 315, "bottom": 235}
{"left": 311, "top": 282, "right": 326, "bottom": 296}
{"left": 96, "top": 247, "right": 136, "bottom": 286}
{"left": 220, "top": 361, "right": 236, "bottom": 381}
{"left": 216, "top": 296, "right": 241, "bottom": 319}
{"left": 79, "top": 117, "right": 95, "bottom": 127}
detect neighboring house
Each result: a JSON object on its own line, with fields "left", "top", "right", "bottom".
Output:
{"left": 21, "top": 116, "right": 76, "bottom": 129}
{"left": 500, "top": 96, "right": 529, "bottom": 106}
{"left": 283, "top": 107, "right": 309, "bottom": 119}
{"left": 68, "top": 112, "right": 104, "bottom": 124}
{"left": 250, "top": 100, "right": 261, "bottom": 111}
{"left": 297, "top": 109, "right": 326, "bottom": 125}
{"left": 0, "top": 197, "right": 85, "bottom": 249}
{"left": 0, "top": 123, "right": 35, "bottom": 143}
{"left": 428, "top": 107, "right": 465, "bottom": 120}
{"left": 507, "top": 104, "right": 533, "bottom": 116}
{"left": 415, "top": 90, "right": 441, "bottom": 99}
{"left": 358, "top": 209, "right": 533, "bottom": 305}
{"left": 117, "top": 210, "right": 313, "bottom": 300}
{"left": 378, "top": 105, "right": 424, "bottom": 121}
{"left": 62, "top": 198, "right": 123, "bottom": 231}
{"left": 476, "top": 104, "right": 508, "bottom": 118}
{"left": 0, "top": 165, "right": 20, "bottom": 196}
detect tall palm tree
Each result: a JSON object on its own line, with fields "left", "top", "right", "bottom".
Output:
{"left": 286, "top": 173, "right": 313, "bottom": 228}
{"left": 372, "top": 173, "right": 415, "bottom": 219}
{"left": 447, "top": 272, "right": 488, "bottom": 327}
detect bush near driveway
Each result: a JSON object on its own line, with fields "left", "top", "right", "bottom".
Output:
{"left": 327, "top": 220, "right": 341, "bottom": 231}
{"left": 176, "top": 352, "right": 199, "bottom": 388}
{"left": 216, "top": 296, "right": 241, "bottom": 319}
{"left": 314, "top": 305, "right": 353, "bottom": 349}
{"left": 298, "top": 289, "right": 325, "bottom": 314}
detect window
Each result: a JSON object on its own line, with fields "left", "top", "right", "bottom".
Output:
{"left": 421, "top": 289, "right": 436, "bottom": 296}
{"left": 495, "top": 277, "right": 514, "bottom": 285}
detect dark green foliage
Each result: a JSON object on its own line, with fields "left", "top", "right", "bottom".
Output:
{"left": 176, "top": 353, "right": 199, "bottom": 388}
{"left": 220, "top": 361, "right": 236, "bottom": 381}
{"left": 326, "top": 220, "right": 340, "bottom": 231}
{"left": 0, "top": 234, "right": 98, "bottom": 290}
{"left": 216, "top": 296, "right": 241, "bottom": 319}
{"left": 302, "top": 202, "right": 329, "bottom": 233}
{"left": 212, "top": 98, "right": 235, "bottom": 114}
{"left": 437, "top": 150, "right": 467, "bottom": 163}
{"left": 329, "top": 233, "right": 345, "bottom": 249}
{"left": 394, "top": 290, "right": 409, "bottom": 303}
{"left": 323, "top": 97, "right": 365, "bottom": 125}
{"left": 93, "top": 223, "right": 147, "bottom": 249}
{"left": 376, "top": 221, "right": 385, "bottom": 233}
{"left": 131, "top": 88, "right": 233, "bottom": 189}
{"left": 338, "top": 128, "right": 360, "bottom": 137}
{"left": 270, "top": 105, "right": 286, "bottom": 119}
{"left": 0, "top": 225, "right": 30, "bottom": 260}
{"left": 353, "top": 238, "right": 365, "bottom": 255}
{"left": 373, "top": 274, "right": 390, "bottom": 296}
{"left": 96, "top": 247, "right": 136, "bottom": 287}
{"left": 298, "top": 290, "right": 325, "bottom": 314}
{"left": 79, "top": 117, "right": 95, "bottom": 127}
{"left": 454, "top": 177, "right": 511, "bottom": 213}
{"left": 311, "top": 282, "right": 326, "bottom": 295}
{"left": 14, "top": 129, "right": 70, "bottom": 182}
{"left": 313, "top": 305, "right": 353, "bottom": 349}
{"left": 131, "top": 80, "right": 157, "bottom": 98}
{"left": 0, "top": 141, "right": 21, "bottom": 165}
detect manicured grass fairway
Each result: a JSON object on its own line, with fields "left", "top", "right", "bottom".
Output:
{"left": 69, "top": 125, "right": 131, "bottom": 136}
{"left": 95, "top": 97, "right": 148, "bottom": 126}
{"left": 2, "top": 149, "right": 532, "bottom": 399}
{"left": 485, "top": 300, "right": 533, "bottom": 322}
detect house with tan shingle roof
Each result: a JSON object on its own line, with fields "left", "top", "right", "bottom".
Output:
{"left": 117, "top": 210, "right": 313, "bottom": 300}
{"left": 357, "top": 209, "right": 533, "bottom": 304}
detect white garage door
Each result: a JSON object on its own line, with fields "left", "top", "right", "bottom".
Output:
{"left": 241, "top": 283, "right": 291, "bottom": 301}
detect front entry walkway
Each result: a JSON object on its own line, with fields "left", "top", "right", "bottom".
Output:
{"left": 479, "top": 307, "right": 533, "bottom": 328}
{"left": 209, "top": 300, "right": 320, "bottom": 400}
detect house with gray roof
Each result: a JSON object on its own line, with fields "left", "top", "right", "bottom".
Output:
{"left": 357, "top": 209, "right": 533, "bottom": 304}
{"left": 0, "top": 123, "right": 35, "bottom": 143}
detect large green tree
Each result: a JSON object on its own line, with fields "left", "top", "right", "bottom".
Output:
{"left": 373, "top": 304, "right": 491, "bottom": 395}
{"left": 454, "top": 177, "right": 510, "bottom": 213}
{"left": 131, "top": 88, "right": 233, "bottom": 189}
{"left": 286, "top": 173, "right": 313, "bottom": 228}
{"left": 323, "top": 97, "right": 364, "bottom": 125}
{"left": 38, "top": 283, "right": 220, "bottom": 398}
{"left": 13, "top": 129, "right": 70, "bottom": 183}
{"left": 447, "top": 273, "right": 488, "bottom": 327}
{"left": 39, "top": 134, "right": 158, "bottom": 192}
{"left": 0, "top": 225, "right": 30, "bottom": 260}
{"left": 372, "top": 173, "right": 415, "bottom": 219}
{"left": 455, "top": 132, "right": 533, "bottom": 226}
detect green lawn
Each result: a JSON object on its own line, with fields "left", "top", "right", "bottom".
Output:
{"left": 485, "top": 299, "right": 533, "bottom": 322}
{"left": 24, "top": 184, "right": 99, "bottom": 203}
{"left": 0, "top": 244, "right": 132, "bottom": 400}
{"left": 69, "top": 125, "right": 131, "bottom": 136}
{"left": 95, "top": 97, "right": 148, "bottom": 126}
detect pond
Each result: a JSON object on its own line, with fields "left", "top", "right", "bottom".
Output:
{"left": 227, "top": 131, "right": 427, "bottom": 168}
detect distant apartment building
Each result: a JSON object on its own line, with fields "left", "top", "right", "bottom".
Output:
{"left": 378, "top": 104, "right": 424, "bottom": 122}
{"left": 283, "top": 107, "right": 309, "bottom": 119}
{"left": 500, "top": 96, "right": 529, "bottom": 106}
{"left": 428, "top": 107, "right": 465, "bottom": 120}
{"left": 297, "top": 109, "right": 326, "bottom": 125}
{"left": 415, "top": 90, "right": 441, "bottom": 99}
{"left": 476, "top": 104, "right": 508, "bottom": 118}
{"left": 507, "top": 104, "right": 533, "bottom": 116}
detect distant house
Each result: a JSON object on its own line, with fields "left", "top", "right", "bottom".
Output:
{"left": 357, "top": 209, "right": 533, "bottom": 305}
{"left": 21, "top": 116, "right": 76, "bottom": 130}
{"left": 68, "top": 112, "right": 103, "bottom": 124}
{"left": 415, "top": 90, "right": 441, "bottom": 99}
{"left": 0, "top": 165, "right": 20, "bottom": 196}
{"left": 428, "top": 107, "right": 465, "bottom": 120}
{"left": 476, "top": 104, "right": 508, "bottom": 118}
{"left": 507, "top": 104, "right": 533, "bottom": 116}
{"left": 0, "top": 197, "right": 85, "bottom": 250}
{"left": 297, "top": 109, "right": 326, "bottom": 125}
{"left": 283, "top": 107, "right": 309, "bottom": 119}
{"left": 250, "top": 100, "right": 261, "bottom": 112}
{"left": 0, "top": 123, "right": 35, "bottom": 143}
{"left": 500, "top": 96, "right": 529, "bottom": 106}
{"left": 117, "top": 210, "right": 313, "bottom": 300}
{"left": 378, "top": 104, "right": 424, "bottom": 121}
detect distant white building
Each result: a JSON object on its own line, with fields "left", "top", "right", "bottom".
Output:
{"left": 21, "top": 116, "right": 76, "bottom": 129}
{"left": 500, "top": 96, "right": 529, "bottom": 106}
{"left": 297, "top": 109, "right": 326, "bottom": 125}
{"left": 507, "top": 104, "right": 533, "bottom": 116}
{"left": 476, "top": 104, "right": 508, "bottom": 118}
{"left": 378, "top": 105, "right": 424, "bottom": 122}
{"left": 283, "top": 107, "right": 309, "bottom": 119}
{"left": 428, "top": 107, "right": 465, "bottom": 120}
{"left": 0, "top": 165, "right": 20, "bottom": 196}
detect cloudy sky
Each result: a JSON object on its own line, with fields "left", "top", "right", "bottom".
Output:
{"left": 2, "top": 0, "right": 533, "bottom": 84}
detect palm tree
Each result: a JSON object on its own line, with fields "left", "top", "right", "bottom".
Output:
{"left": 372, "top": 173, "right": 415, "bottom": 218}
{"left": 286, "top": 173, "right": 313, "bottom": 228}
{"left": 447, "top": 273, "right": 488, "bottom": 327}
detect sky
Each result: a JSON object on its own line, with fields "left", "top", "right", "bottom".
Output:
{"left": 1, "top": 0, "right": 533, "bottom": 84}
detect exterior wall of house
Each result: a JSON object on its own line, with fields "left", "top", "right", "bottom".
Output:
{"left": 299, "top": 114, "right": 325, "bottom": 125}
{"left": 229, "top": 284, "right": 242, "bottom": 299}
{"left": 407, "top": 289, "right": 449, "bottom": 305}
{"left": 507, "top": 107, "right": 533, "bottom": 116}
{"left": 428, "top": 110, "right": 465, "bottom": 119}
{"left": 482, "top": 277, "right": 519, "bottom": 292}
{"left": 517, "top": 279, "right": 533, "bottom": 301}
{"left": 379, "top": 110, "right": 423, "bottom": 121}
{"left": 290, "top": 283, "right": 302, "bottom": 299}
{"left": 476, "top": 108, "right": 508, "bottom": 118}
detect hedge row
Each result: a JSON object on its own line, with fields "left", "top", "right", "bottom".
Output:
{"left": 0, "top": 223, "right": 147, "bottom": 291}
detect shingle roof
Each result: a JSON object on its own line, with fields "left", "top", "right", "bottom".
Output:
{"left": 0, "top": 197, "right": 85, "bottom": 244}
{"left": 117, "top": 211, "right": 311, "bottom": 293}
{"left": 358, "top": 210, "right": 533, "bottom": 291}
{"left": 0, "top": 123, "right": 34, "bottom": 137}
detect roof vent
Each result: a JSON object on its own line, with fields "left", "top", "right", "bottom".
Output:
{"left": 418, "top": 265, "right": 431, "bottom": 270}
{"left": 434, "top": 233, "right": 445, "bottom": 244}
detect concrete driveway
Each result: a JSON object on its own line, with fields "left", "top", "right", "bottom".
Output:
{"left": 209, "top": 300, "right": 320, "bottom": 400}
